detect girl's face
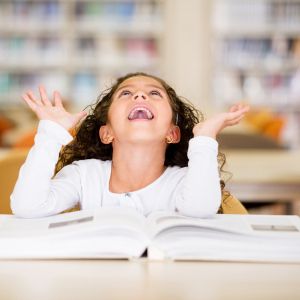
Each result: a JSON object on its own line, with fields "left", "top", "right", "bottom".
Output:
{"left": 99, "top": 76, "right": 180, "bottom": 145}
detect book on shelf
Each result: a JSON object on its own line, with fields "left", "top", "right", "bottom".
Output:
{"left": 0, "top": 207, "right": 300, "bottom": 262}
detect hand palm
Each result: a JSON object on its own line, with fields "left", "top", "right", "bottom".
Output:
{"left": 22, "top": 86, "right": 87, "bottom": 130}
{"left": 35, "top": 105, "right": 80, "bottom": 130}
{"left": 193, "top": 104, "right": 250, "bottom": 138}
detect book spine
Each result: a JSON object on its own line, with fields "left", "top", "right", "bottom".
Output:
{"left": 147, "top": 245, "right": 166, "bottom": 261}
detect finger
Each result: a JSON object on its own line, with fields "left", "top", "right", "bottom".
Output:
{"left": 39, "top": 85, "right": 52, "bottom": 106}
{"left": 237, "top": 104, "right": 250, "bottom": 113}
{"left": 229, "top": 104, "right": 240, "bottom": 113}
{"left": 241, "top": 105, "right": 250, "bottom": 113}
{"left": 229, "top": 103, "right": 249, "bottom": 113}
{"left": 226, "top": 114, "right": 245, "bottom": 126}
{"left": 74, "top": 111, "right": 87, "bottom": 124}
{"left": 26, "top": 90, "right": 37, "bottom": 101}
{"left": 22, "top": 93, "right": 38, "bottom": 112}
{"left": 53, "top": 91, "right": 64, "bottom": 108}
{"left": 225, "top": 110, "right": 244, "bottom": 121}
{"left": 26, "top": 90, "right": 42, "bottom": 106}
{"left": 227, "top": 105, "right": 250, "bottom": 120}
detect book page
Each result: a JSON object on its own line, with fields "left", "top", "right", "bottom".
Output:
{"left": 146, "top": 213, "right": 300, "bottom": 262}
{"left": 0, "top": 207, "right": 149, "bottom": 259}
{"left": 146, "top": 212, "right": 300, "bottom": 239}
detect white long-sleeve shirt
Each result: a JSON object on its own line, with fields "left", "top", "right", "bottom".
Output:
{"left": 10, "top": 120, "right": 221, "bottom": 218}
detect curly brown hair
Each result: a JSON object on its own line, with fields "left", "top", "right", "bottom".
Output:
{"left": 55, "top": 72, "right": 229, "bottom": 197}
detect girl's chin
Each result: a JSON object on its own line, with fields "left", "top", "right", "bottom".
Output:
{"left": 116, "top": 135, "right": 164, "bottom": 144}
{"left": 114, "top": 128, "right": 166, "bottom": 143}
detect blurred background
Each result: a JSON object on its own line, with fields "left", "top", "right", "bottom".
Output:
{"left": 0, "top": 0, "right": 300, "bottom": 215}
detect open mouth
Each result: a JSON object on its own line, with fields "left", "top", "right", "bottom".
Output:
{"left": 128, "top": 106, "right": 154, "bottom": 120}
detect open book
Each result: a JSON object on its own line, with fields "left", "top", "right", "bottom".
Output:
{"left": 0, "top": 207, "right": 300, "bottom": 262}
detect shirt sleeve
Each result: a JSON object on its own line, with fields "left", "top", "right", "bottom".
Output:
{"left": 10, "top": 120, "right": 81, "bottom": 218}
{"left": 174, "top": 136, "right": 222, "bottom": 217}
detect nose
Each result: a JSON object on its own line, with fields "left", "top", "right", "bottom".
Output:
{"left": 133, "top": 91, "right": 147, "bottom": 100}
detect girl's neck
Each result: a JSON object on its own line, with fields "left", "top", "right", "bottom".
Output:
{"left": 109, "top": 142, "right": 166, "bottom": 193}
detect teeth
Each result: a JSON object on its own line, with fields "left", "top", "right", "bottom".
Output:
{"left": 128, "top": 107, "right": 154, "bottom": 120}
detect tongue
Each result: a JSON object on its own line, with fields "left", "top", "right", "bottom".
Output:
{"left": 132, "top": 110, "right": 149, "bottom": 120}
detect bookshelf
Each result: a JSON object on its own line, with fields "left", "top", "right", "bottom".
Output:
{"left": 212, "top": 0, "right": 300, "bottom": 149}
{"left": 0, "top": 0, "right": 164, "bottom": 107}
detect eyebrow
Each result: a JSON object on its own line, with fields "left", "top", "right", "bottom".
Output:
{"left": 115, "top": 84, "right": 165, "bottom": 94}
{"left": 146, "top": 84, "right": 165, "bottom": 93}
{"left": 115, "top": 84, "right": 132, "bottom": 94}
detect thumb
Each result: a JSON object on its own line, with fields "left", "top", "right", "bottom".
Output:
{"left": 74, "top": 111, "right": 87, "bottom": 124}
{"left": 229, "top": 104, "right": 240, "bottom": 113}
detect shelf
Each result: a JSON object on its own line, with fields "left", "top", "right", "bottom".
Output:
{"left": 213, "top": 0, "right": 300, "bottom": 37}
{"left": 213, "top": 26, "right": 300, "bottom": 39}
{"left": 0, "top": 0, "right": 164, "bottom": 105}
{"left": 212, "top": 0, "right": 300, "bottom": 149}
{"left": 214, "top": 99, "right": 300, "bottom": 113}
{"left": 72, "top": 23, "right": 163, "bottom": 37}
{"left": 0, "top": 58, "right": 159, "bottom": 72}
{"left": 215, "top": 64, "right": 299, "bottom": 76}
{"left": 0, "top": 22, "right": 163, "bottom": 38}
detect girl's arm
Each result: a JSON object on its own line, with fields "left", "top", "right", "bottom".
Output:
{"left": 175, "top": 104, "right": 249, "bottom": 217}
{"left": 10, "top": 86, "right": 87, "bottom": 218}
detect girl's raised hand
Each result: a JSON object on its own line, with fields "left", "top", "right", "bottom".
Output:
{"left": 22, "top": 85, "right": 87, "bottom": 131}
{"left": 193, "top": 103, "right": 250, "bottom": 139}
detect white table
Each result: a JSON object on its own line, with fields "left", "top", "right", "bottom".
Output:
{"left": 0, "top": 259, "right": 299, "bottom": 300}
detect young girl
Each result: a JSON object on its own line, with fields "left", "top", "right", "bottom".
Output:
{"left": 11, "top": 72, "right": 249, "bottom": 218}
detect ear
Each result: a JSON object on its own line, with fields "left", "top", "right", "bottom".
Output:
{"left": 99, "top": 125, "right": 114, "bottom": 144}
{"left": 166, "top": 125, "right": 181, "bottom": 144}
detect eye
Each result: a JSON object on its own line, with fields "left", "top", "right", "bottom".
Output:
{"left": 150, "top": 90, "right": 162, "bottom": 97}
{"left": 120, "top": 90, "right": 131, "bottom": 96}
